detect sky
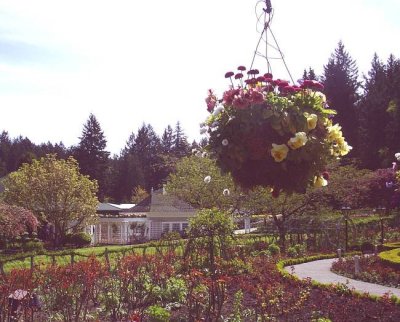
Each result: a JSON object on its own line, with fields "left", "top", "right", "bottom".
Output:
{"left": 0, "top": 0, "right": 399, "bottom": 155}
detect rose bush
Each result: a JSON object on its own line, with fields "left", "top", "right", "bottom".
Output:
{"left": 202, "top": 67, "right": 352, "bottom": 194}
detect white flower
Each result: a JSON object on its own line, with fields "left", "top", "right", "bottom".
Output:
{"left": 204, "top": 176, "right": 211, "bottom": 184}
{"left": 395, "top": 152, "right": 400, "bottom": 161}
{"left": 192, "top": 148, "right": 198, "bottom": 154}
{"left": 202, "top": 151, "right": 208, "bottom": 158}
{"left": 222, "top": 139, "right": 229, "bottom": 146}
{"left": 223, "top": 188, "right": 230, "bottom": 196}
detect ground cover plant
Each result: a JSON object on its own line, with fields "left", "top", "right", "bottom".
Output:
{"left": 332, "top": 254, "right": 400, "bottom": 288}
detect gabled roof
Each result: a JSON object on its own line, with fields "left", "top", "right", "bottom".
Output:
{"left": 97, "top": 203, "right": 122, "bottom": 212}
{"left": 121, "top": 196, "right": 151, "bottom": 213}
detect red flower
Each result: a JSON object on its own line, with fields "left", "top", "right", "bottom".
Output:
{"left": 237, "top": 66, "right": 246, "bottom": 71}
{"left": 225, "top": 71, "right": 234, "bottom": 78}
{"left": 250, "top": 89, "right": 264, "bottom": 104}
{"left": 235, "top": 73, "right": 244, "bottom": 79}
{"left": 257, "top": 76, "right": 266, "bottom": 82}
{"left": 264, "top": 73, "right": 273, "bottom": 78}
{"left": 247, "top": 69, "right": 260, "bottom": 75}
{"left": 271, "top": 188, "right": 280, "bottom": 198}
{"left": 245, "top": 78, "right": 257, "bottom": 85}
{"left": 322, "top": 171, "right": 330, "bottom": 180}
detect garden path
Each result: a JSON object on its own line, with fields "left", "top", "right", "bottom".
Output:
{"left": 285, "top": 258, "right": 400, "bottom": 298}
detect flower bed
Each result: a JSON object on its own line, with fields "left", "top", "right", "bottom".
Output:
{"left": 203, "top": 68, "right": 351, "bottom": 194}
{"left": 1, "top": 252, "right": 400, "bottom": 321}
{"left": 331, "top": 255, "right": 400, "bottom": 288}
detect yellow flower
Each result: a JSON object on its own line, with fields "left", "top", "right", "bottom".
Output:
{"left": 307, "top": 114, "right": 318, "bottom": 130}
{"left": 271, "top": 143, "right": 289, "bottom": 162}
{"left": 314, "top": 176, "right": 328, "bottom": 187}
{"left": 287, "top": 132, "right": 308, "bottom": 150}
{"left": 327, "top": 124, "right": 343, "bottom": 142}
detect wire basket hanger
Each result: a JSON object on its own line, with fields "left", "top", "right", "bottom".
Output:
{"left": 249, "top": 0, "right": 295, "bottom": 84}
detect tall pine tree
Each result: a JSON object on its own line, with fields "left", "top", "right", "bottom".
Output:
{"left": 172, "top": 121, "right": 190, "bottom": 158}
{"left": 74, "top": 114, "right": 110, "bottom": 201}
{"left": 322, "top": 41, "right": 359, "bottom": 155}
{"left": 358, "top": 54, "right": 400, "bottom": 168}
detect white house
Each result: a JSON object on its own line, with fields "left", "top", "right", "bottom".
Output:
{"left": 89, "top": 188, "right": 196, "bottom": 245}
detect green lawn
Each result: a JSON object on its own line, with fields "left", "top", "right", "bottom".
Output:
{"left": 1, "top": 234, "right": 270, "bottom": 273}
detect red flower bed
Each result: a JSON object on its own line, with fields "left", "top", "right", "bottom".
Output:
{"left": 1, "top": 253, "right": 400, "bottom": 321}
{"left": 332, "top": 255, "right": 400, "bottom": 288}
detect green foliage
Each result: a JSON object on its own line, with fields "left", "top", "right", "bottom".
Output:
{"left": 22, "top": 240, "right": 44, "bottom": 253}
{"left": 2, "top": 154, "right": 98, "bottom": 244}
{"left": 268, "top": 243, "right": 280, "bottom": 256}
{"left": 379, "top": 248, "right": 400, "bottom": 267}
{"left": 145, "top": 305, "right": 170, "bottom": 322}
{"left": 68, "top": 232, "right": 92, "bottom": 247}
{"left": 287, "top": 246, "right": 298, "bottom": 258}
{"left": 166, "top": 156, "right": 236, "bottom": 209}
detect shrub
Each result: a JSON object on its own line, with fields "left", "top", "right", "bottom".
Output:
{"left": 287, "top": 246, "right": 298, "bottom": 258}
{"left": 360, "top": 241, "right": 374, "bottom": 253}
{"left": 69, "top": 232, "right": 92, "bottom": 247}
{"left": 268, "top": 243, "right": 280, "bottom": 256}
{"left": 22, "top": 240, "right": 44, "bottom": 253}
{"left": 145, "top": 305, "right": 170, "bottom": 322}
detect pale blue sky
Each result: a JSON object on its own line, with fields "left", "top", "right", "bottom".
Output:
{"left": 0, "top": 0, "right": 399, "bottom": 154}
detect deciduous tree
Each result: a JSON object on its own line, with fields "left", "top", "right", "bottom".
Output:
{"left": 2, "top": 154, "right": 98, "bottom": 244}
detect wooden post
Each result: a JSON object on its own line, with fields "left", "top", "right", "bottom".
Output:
{"left": 354, "top": 255, "right": 360, "bottom": 276}
{"left": 52, "top": 255, "right": 56, "bottom": 266}
{"left": 337, "top": 248, "right": 342, "bottom": 260}
{"left": 104, "top": 248, "right": 110, "bottom": 270}
{"left": 0, "top": 261, "right": 4, "bottom": 275}
{"left": 30, "top": 255, "right": 35, "bottom": 270}
{"left": 71, "top": 254, "right": 75, "bottom": 265}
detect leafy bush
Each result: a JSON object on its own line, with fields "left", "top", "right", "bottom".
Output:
{"left": 22, "top": 240, "right": 44, "bottom": 253}
{"left": 287, "top": 246, "right": 298, "bottom": 258}
{"left": 145, "top": 305, "right": 170, "bottom": 322}
{"left": 268, "top": 243, "right": 280, "bottom": 256}
{"left": 68, "top": 232, "right": 92, "bottom": 247}
{"left": 379, "top": 248, "right": 400, "bottom": 268}
{"left": 360, "top": 241, "right": 374, "bottom": 253}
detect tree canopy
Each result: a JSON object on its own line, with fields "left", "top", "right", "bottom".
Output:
{"left": 2, "top": 154, "right": 98, "bottom": 244}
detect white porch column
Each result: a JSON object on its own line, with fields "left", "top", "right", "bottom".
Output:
{"left": 107, "top": 223, "right": 111, "bottom": 243}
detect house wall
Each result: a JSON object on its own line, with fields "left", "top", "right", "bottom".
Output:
{"left": 148, "top": 217, "right": 191, "bottom": 239}
{"left": 92, "top": 217, "right": 147, "bottom": 245}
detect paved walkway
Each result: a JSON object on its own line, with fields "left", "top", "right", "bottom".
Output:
{"left": 285, "top": 258, "right": 400, "bottom": 298}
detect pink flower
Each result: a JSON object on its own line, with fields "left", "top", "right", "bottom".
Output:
{"left": 235, "top": 73, "right": 244, "bottom": 79}
{"left": 225, "top": 71, "right": 234, "bottom": 78}
{"left": 238, "top": 66, "right": 246, "bottom": 71}
{"left": 232, "top": 96, "right": 250, "bottom": 109}
{"left": 247, "top": 69, "right": 260, "bottom": 75}
{"left": 264, "top": 73, "right": 273, "bottom": 79}
{"left": 205, "top": 89, "right": 217, "bottom": 112}
{"left": 250, "top": 89, "right": 264, "bottom": 104}
{"left": 245, "top": 78, "right": 257, "bottom": 85}
{"left": 223, "top": 88, "right": 240, "bottom": 106}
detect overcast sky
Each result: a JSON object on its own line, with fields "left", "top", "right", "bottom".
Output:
{"left": 0, "top": 0, "right": 399, "bottom": 155}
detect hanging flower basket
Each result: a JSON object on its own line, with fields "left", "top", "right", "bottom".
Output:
{"left": 202, "top": 67, "right": 352, "bottom": 194}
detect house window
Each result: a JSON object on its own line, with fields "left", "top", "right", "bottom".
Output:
{"left": 162, "top": 223, "right": 170, "bottom": 234}
{"left": 161, "top": 222, "right": 189, "bottom": 235}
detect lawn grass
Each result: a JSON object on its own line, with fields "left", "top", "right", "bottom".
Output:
{"left": 1, "top": 234, "right": 269, "bottom": 273}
